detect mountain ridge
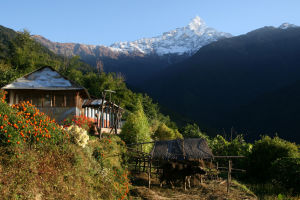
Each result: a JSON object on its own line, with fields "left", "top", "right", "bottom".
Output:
{"left": 109, "top": 16, "right": 232, "bottom": 55}
{"left": 31, "top": 16, "right": 232, "bottom": 85}
{"left": 32, "top": 16, "right": 232, "bottom": 57}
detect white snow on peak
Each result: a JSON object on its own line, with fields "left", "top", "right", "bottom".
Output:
{"left": 109, "top": 16, "right": 232, "bottom": 55}
{"left": 188, "top": 16, "right": 206, "bottom": 32}
{"left": 278, "top": 23, "right": 298, "bottom": 29}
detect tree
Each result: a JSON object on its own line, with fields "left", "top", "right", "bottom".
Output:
{"left": 120, "top": 99, "right": 152, "bottom": 152}
{"left": 153, "top": 123, "right": 183, "bottom": 141}
{"left": 210, "top": 134, "right": 252, "bottom": 173}
{"left": 182, "top": 123, "right": 209, "bottom": 140}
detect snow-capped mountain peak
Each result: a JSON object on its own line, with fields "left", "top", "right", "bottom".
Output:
{"left": 278, "top": 23, "right": 298, "bottom": 29}
{"left": 187, "top": 16, "right": 206, "bottom": 32}
{"left": 109, "top": 16, "right": 232, "bottom": 56}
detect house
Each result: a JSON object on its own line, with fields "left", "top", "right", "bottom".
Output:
{"left": 1, "top": 66, "right": 123, "bottom": 133}
{"left": 2, "top": 66, "right": 90, "bottom": 122}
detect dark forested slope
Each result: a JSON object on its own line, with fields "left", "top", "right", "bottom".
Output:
{"left": 143, "top": 26, "right": 300, "bottom": 142}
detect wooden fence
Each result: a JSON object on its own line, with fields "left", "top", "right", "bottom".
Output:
{"left": 126, "top": 142, "right": 246, "bottom": 192}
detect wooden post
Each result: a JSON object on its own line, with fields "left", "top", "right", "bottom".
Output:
{"left": 109, "top": 102, "right": 115, "bottom": 134}
{"left": 143, "top": 156, "right": 146, "bottom": 172}
{"left": 99, "top": 92, "right": 106, "bottom": 138}
{"left": 148, "top": 156, "right": 151, "bottom": 189}
{"left": 64, "top": 94, "right": 66, "bottom": 107}
{"left": 135, "top": 157, "right": 138, "bottom": 172}
{"left": 182, "top": 139, "right": 186, "bottom": 159}
{"left": 157, "top": 159, "right": 160, "bottom": 176}
{"left": 97, "top": 108, "right": 100, "bottom": 128}
{"left": 114, "top": 102, "right": 121, "bottom": 134}
{"left": 227, "top": 159, "right": 232, "bottom": 193}
{"left": 138, "top": 144, "right": 142, "bottom": 173}
{"left": 105, "top": 107, "right": 108, "bottom": 128}
{"left": 135, "top": 145, "right": 138, "bottom": 172}
{"left": 109, "top": 106, "right": 112, "bottom": 128}
{"left": 76, "top": 92, "right": 79, "bottom": 108}
{"left": 216, "top": 162, "right": 219, "bottom": 180}
{"left": 138, "top": 157, "right": 141, "bottom": 173}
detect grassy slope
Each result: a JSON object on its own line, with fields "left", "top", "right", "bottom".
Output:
{"left": 0, "top": 136, "right": 129, "bottom": 200}
{"left": 0, "top": 91, "right": 130, "bottom": 200}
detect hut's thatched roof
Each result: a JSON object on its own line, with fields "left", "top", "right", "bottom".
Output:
{"left": 150, "top": 138, "right": 213, "bottom": 160}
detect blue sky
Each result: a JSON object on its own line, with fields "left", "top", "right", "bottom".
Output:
{"left": 1, "top": 0, "right": 300, "bottom": 45}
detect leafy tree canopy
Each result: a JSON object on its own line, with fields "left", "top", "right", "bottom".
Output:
{"left": 120, "top": 99, "right": 152, "bottom": 152}
{"left": 181, "top": 123, "right": 209, "bottom": 140}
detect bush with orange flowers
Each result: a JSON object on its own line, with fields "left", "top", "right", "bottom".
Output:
{"left": 62, "top": 115, "right": 93, "bottom": 131}
{"left": 0, "top": 90, "right": 68, "bottom": 149}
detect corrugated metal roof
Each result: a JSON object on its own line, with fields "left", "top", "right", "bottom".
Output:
{"left": 82, "top": 99, "right": 123, "bottom": 110}
{"left": 2, "top": 67, "right": 84, "bottom": 90}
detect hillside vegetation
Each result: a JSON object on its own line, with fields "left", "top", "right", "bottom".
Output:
{"left": 0, "top": 89, "right": 130, "bottom": 199}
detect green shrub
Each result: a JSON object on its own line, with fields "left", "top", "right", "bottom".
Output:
{"left": 153, "top": 123, "right": 182, "bottom": 141}
{"left": 210, "top": 134, "right": 252, "bottom": 157}
{"left": 247, "top": 136, "right": 299, "bottom": 182}
{"left": 271, "top": 157, "right": 300, "bottom": 193}
{"left": 91, "top": 135, "right": 130, "bottom": 199}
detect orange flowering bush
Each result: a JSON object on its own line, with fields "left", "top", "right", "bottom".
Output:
{"left": 62, "top": 115, "right": 93, "bottom": 131}
{"left": 0, "top": 90, "right": 68, "bottom": 148}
